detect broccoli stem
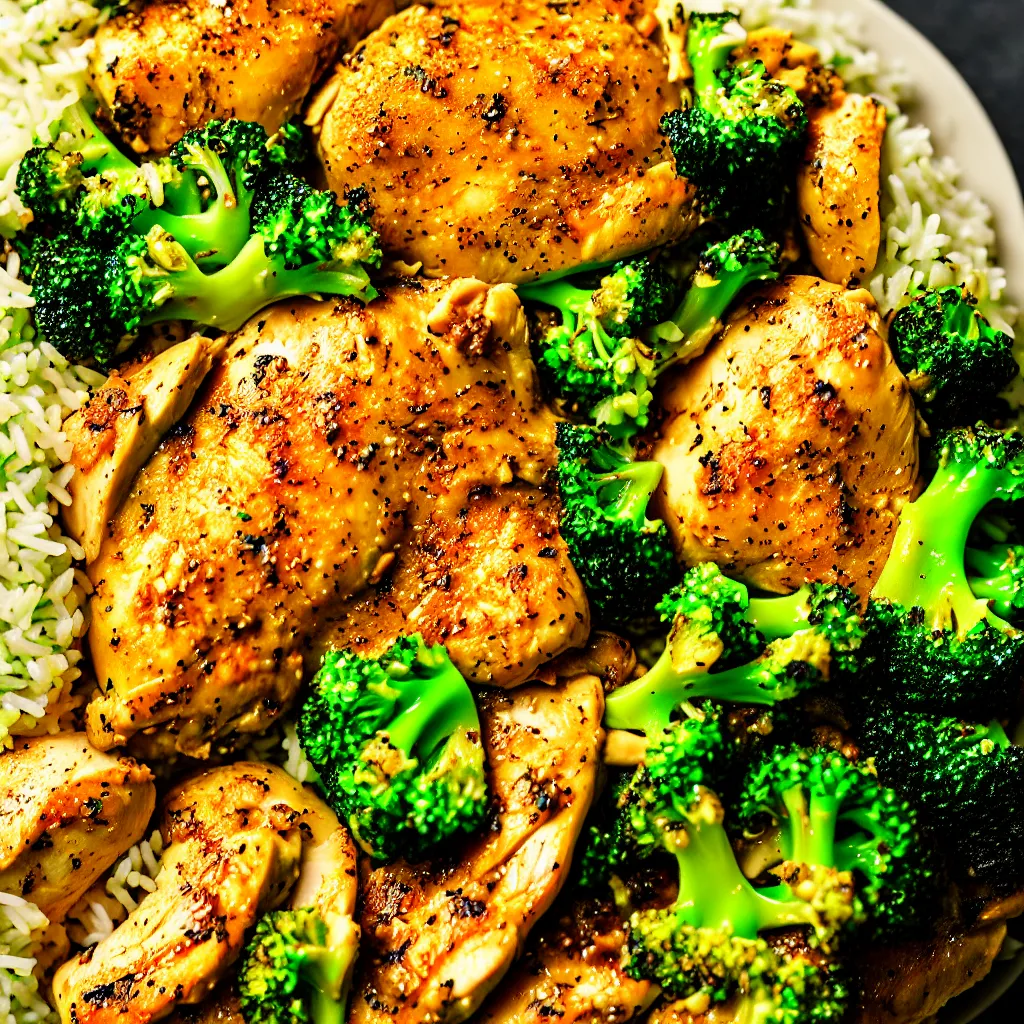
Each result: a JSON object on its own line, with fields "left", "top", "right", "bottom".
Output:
{"left": 305, "top": 948, "right": 348, "bottom": 1024}
{"left": 778, "top": 785, "right": 839, "bottom": 868}
{"left": 142, "top": 233, "right": 374, "bottom": 331}
{"left": 602, "top": 461, "right": 666, "bottom": 528}
{"left": 518, "top": 280, "right": 593, "bottom": 318}
{"left": 673, "top": 809, "right": 818, "bottom": 939}
{"left": 383, "top": 646, "right": 479, "bottom": 765}
{"left": 604, "top": 649, "right": 785, "bottom": 734}
{"left": 745, "top": 587, "right": 813, "bottom": 640}
{"left": 58, "top": 102, "right": 137, "bottom": 178}
{"left": 688, "top": 19, "right": 736, "bottom": 115}
{"left": 966, "top": 547, "right": 1023, "bottom": 620}
{"left": 871, "top": 457, "right": 1015, "bottom": 633}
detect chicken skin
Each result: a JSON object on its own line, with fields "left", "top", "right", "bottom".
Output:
{"left": 311, "top": 0, "right": 697, "bottom": 283}
{"left": 52, "top": 763, "right": 357, "bottom": 1024}
{"left": 653, "top": 276, "right": 919, "bottom": 596}
{"left": 71, "top": 279, "right": 587, "bottom": 759}
{"left": 353, "top": 673, "right": 604, "bottom": 1024}
{"left": 0, "top": 734, "right": 155, "bottom": 922}
{"left": 89, "top": 0, "right": 395, "bottom": 154}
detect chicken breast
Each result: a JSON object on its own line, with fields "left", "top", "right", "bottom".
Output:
{"left": 311, "top": 0, "right": 697, "bottom": 283}
{"left": 797, "top": 92, "right": 887, "bottom": 286}
{"left": 476, "top": 892, "right": 655, "bottom": 1024}
{"left": 0, "top": 734, "right": 155, "bottom": 922}
{"left": 653, "top": 276, "right": 919, "bottom": 596}
{"left": 75, "top": 279, "right": 587, "bottom": 759}
{"left": 51, "top": 763, "right": 354, "bottom": 1024}
{"left": 89, "top": 0, "right": 395, "bottom": 154}
{"left": 352, "top": 674, "right": 604, "bottom": 1024}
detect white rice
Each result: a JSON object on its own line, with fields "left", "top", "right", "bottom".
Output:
{"left": 65, "top": 830, "right": 165, "bottom": 946}
{"left": 0, "top": 894, "right": 55, "bottom": 1024}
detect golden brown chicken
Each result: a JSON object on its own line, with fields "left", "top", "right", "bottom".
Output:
{"left": 52, "top": 763, "right": 358, "bottom": 1024}
{"left": 352, "top": 673, "right": 604, "bottom": 1024}
{"left": 311, "top": 0, "right": 697, "bottom": 283}
{"left": 476, "top": 891, "right": 655, "bottom": 1024}
{"left": 68, "top": 279, "right": 588, "bottom": 760}
{"left": 653, "top": 276, "right": 919, "bottom": 596}
{"left": 89, "top": 0, "right": 395, "bottom": 154}
{"left": 0, "top": 734, "right": 155, "bottom": 922}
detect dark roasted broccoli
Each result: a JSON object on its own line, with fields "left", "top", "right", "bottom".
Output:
{"left": 555, "top": 423, "right": 677, "bottom": 630}
{"left": 523, "top": 232, "right": 778, "bottom": 438}
{"left": 239, "top": 907, "right": 357, "bottom": 1024}
{"left": 889, "top": 287, "right": 1018, "bottom": 430}
{"left": 16, "top": 105, "right": 379, "bottom": 364}
{"left": 862, "top": 710, "right": 1024, "bottom": 895}
{"left": 867, "top": 424, "right": 1024, "bottom": 719}
{"left": 660, "top": 12, "right": 808, "bottom": 224}
{"left": 296, "top": 634, "right": 488, "bottom": 861}
{"left": 619, "top": 713, "right": 853, "bottom": 1015}
{"left": 736, "top": 745, "right": 937, "bottom": 941}
{"left": 603, "top": 563, "right": 864, "bottom": 735}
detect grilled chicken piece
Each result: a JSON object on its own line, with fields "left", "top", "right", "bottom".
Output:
{"left": 52, "top": 763, "right": 355, "bottom": 1024}
{"left": 853, "top": 922, "right": 1007, "bottom": 1024}
{"left": 653, "top": 276, "right": 919, "bottom": 597}
{"left": 353, "top": 674, "right": 604, "bottom": 1024}
{"left": 89, "top": 0, "right": 395, "bottom": 154}
{"left": 0, "top": 734, "right": 154, "bottom": 922}
{"left": 798, "top": 92, "right": 887, "bottom": 286}
{"left": 311, "top": 0, "right": 696, "bottom": 283}
{"left": 74, "top": 279, "right": 586, "bottom": 759}
{"left": 64, "top": 335, "right": 225, "bottom": 563}
{"left": 476, "top": 892, "right": 654, "bottom": 1024}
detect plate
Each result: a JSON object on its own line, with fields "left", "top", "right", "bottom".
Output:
{"left": 814, "top": 2, "right": 1024, "bottom": 1020}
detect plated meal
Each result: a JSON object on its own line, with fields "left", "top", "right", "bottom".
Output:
{"left": 1, "top": 2, "right": 1023, "bottom": 1024}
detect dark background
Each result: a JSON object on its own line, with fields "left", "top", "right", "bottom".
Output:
{"left": 876, "top": 6, "right": 1024, "bottom": 1021}
{"left": 885, "top": 0, "right": 1024, "bottom": 180}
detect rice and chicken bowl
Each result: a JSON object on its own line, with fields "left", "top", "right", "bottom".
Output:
{"left": 0, "top": 1, "right": 1022, "bottom": 1023}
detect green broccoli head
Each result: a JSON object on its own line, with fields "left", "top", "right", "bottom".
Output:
{"left": 862, "top": 710, "right": 1024, "bottom": 896}
{"left": 603, "top": 565, "right": 856, "bottom": 736}
{"left": 890, "top": 287, "right": 1018, "bottom": 429}
{"left": 555, "top": 423, "right": 677, "bottom": 632}
{"left": 296, "top": 634, "right": 488, "bottom": 861}
{"left": 966, "top": 543, "right": 1024, "bottom": 621}
{"left": 868, "top": 424, "right": 1024, "bottom": 719}
{"left": 620, "top": 717, "right": 854, "bottom": 1003}
{"left": 238, "top": 907, "right": 357, "bottom": 1024}
{"left": 661, "top": 13, "right": 808, "bottom": 225}
{"left": 736, "top": 746, "right": 938, "bottom": 941}
{"left": 589, "top": 257, "right": 679, "bottom": 340}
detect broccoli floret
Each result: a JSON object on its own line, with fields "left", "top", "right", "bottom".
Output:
{"left": 555, "top": 423, "right": 677, "bottom": 630}
{"left": 239, "top": 907, "right": 358, "bottom": 1024}
{"left": 17, "top": 108, "right": 379, "bottom": 364}
{"left": 621, "top": 716, "right": 854, "bottom": 1003}
{"left": 296, "top": 634, "right": 488, "bottom": 861}
{"left": 867, "top": 424, "right": 1024, "bottom": 719}
{"left": 736, "top": 746, "right": 937, "bottom": 941}
{"left": 603, "top": 564, "right": 862, "bottom": 735}
{"left": 660, "top": 13, "right": 808, "bottom": 224}
{"left": 966, "top": 543, "right": 1024, "bottom": 621}
{"left": 862, "top": 711, "right": 1024, "bottom": 895}
{"left": 889, "top": 287, "right": 1018, "bottom": 429}
{"left": 23, "top": 181, "right": 379, "bottom": 365}
{"left": 523, "top": 232, "right": 778, "bottom": 439}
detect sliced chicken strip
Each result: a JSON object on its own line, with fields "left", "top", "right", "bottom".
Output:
{"left": 352, "top": 674, "right": 605, "bottom": 1024}
{"left": 476, "top": 892, "right": 655, "bottom": 1024}
{"left": 89, "top": 0, "right": 396, "bottom": 154}
{"left": 0, "top": 733, "right": 154, "bottom": 922}
{"left": 51, "top": 763, "right": 349, "bottom": 1024}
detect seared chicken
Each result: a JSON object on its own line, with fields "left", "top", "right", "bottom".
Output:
{"left": 853, "top": 922, "right": 1007, "bottom": 1024}
{"left": 0, "top": 734, "right": 155, "bottom": 922}
{"left": 52, "top": 763, "right": 354, "bottom": 1024}
{"left": 476, "top": 892, "right": 654, "bottom": 1024}
{"left": 70, "top": 279, "right": 587, "bottom": 759}
{"left": 352, "top": 674, "right": 604, "bottom": 1024}
{"left": 653, "top": 276, "right": 919, "bottom": 596}
{"left": 311, "top": 0, "right": 697, "bottom": 283}
{"left": 89, "top": 0, "right": 395, "bottom": 154}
